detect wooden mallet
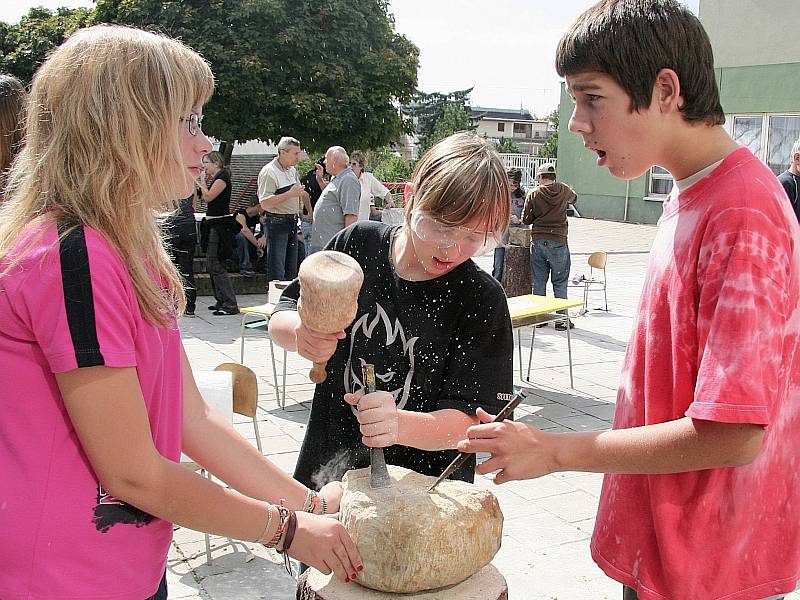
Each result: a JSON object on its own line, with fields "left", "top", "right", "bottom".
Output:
{"left": 298, "top": 250, "right": 364, "bottom": 384}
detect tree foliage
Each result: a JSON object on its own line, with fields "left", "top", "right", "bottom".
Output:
{"left": 538, "top": 108, "right": 559, "bottom": 158}
{"left": 92, "top": 0, "right": 419, "bottom": 153}
{"left": 0, "top": 7, "right": 93, "bottom": 83}
{"left": 426, "top": 103, "right": 473, "bottom": 150}
{"left": 495, "top": 136, "right": 521, "bottom": 153}
{"left": 404, "top": 88, "right": 472, "bottom": 151}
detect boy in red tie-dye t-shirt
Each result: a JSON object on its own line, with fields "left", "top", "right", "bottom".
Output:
{"left": 458, "top": 2, "right": 800, "bottom": 598}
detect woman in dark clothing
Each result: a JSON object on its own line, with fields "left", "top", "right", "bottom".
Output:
{"left": 198, "top": 150, "right": 238, "bottom": 315}
{"left": 165, "top": 189, "right": 198, "bottom": 315}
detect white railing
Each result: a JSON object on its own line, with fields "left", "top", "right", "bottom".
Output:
{"left": 499, "top": 154, "right": 557, "bottom": 189}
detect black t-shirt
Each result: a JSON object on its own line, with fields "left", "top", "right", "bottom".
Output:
{"left": 235, "top": 207, "right": 260, "bottom": 232}
{"left": 165, "top": 195, "right": 197, "bottom": 240}
{"left": 274, "top": 221, "right": 514, "bottom": 489}
{"left": 778, "top": 170, "right": 800, "bottom": 223}
{"left": 300, "top": 166, "right": 329, "bottom": 216}
{"left": 204, "top": 170, "right": 232, "bottom": 217}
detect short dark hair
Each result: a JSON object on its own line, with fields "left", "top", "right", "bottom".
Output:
{"left": 556, "top": 0, "right": 724, "bottom": 126}
{"left": 507, "top": 168, "right": 522, "bottom": 184}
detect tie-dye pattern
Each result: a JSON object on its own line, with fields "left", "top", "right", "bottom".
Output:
{"left": 591, "top": 148, "right": 800, "bottom": 599}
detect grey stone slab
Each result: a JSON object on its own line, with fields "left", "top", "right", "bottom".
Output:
{"left": 535, "top": 490, "right": 600, "bottom": 523}
{"left": 557, "top": 413, "right": 612, "bottom": 432}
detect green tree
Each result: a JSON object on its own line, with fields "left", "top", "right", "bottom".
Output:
{"left": 404, "top": 88, "right": 472, "bottom": 151}
{"left": 495, "top": 136, "right": 521, "bottom": 153}
{"left": 0, "top": 7, "right": 94, "bottom": 83}
{"left": 93, "top": 0, "right": 419, "bottom": 154}
{"left": 365, "top": 147, "right": 414, "bottom": 183}
{"left": 538, "top": 108, "right": 559, "bottom": 158}
{"left": 426, "top": 103, "right": 473, "bottom": 149}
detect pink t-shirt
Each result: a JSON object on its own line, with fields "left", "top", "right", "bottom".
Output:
{"left": 0, "top": 221, "right": 183, "bottom": 599}
{"left": 591, "top": 147, "right": 800, "bottom": 599}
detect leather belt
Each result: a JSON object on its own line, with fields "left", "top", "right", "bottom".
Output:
{"left": 266, "top": 213, "right": 298, "bottom": 219}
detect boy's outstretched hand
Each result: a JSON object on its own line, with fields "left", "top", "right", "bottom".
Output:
{"left": 457, "top": 407, "right": 560, "bottom": 484}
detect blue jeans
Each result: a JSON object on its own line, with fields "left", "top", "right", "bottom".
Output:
{"left": 263, "top": 214, "right": 298, "bottom": 281}
{"left": 492, "top": 246, "right": 505, "bottom": 281}
{"left": 300, "top": 220, "right": 315, "bottom": 256}
{"left": 531, "top": 239, "right": 571, "bottom": 303}
{"left": 234, "top": 232, "right": 252, "bottom": 272}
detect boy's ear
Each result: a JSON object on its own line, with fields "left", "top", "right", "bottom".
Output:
{"left": 652, "top": 68, "right": 683, "bottom": 115}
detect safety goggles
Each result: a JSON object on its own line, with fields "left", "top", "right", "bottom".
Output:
{"left": 409, "top": 211, "right": 502, "bottom": 256}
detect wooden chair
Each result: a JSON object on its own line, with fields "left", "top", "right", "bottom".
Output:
{"left": 571, "top": 251, "right": 608, "bottom": 314}
{"left": 182, "top": 366, "right": 262, "bottom": 565}
{"left": 214, "top": 362, "right": 262, "bottom": 452}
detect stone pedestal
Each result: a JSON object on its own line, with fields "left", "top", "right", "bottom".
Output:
{"left": 297, "top": 564, "right": 508, "bottom": 600}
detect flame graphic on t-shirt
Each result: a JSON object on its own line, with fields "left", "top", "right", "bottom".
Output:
{"left": 344, "top": 302, "right": 417, "bottom": 410}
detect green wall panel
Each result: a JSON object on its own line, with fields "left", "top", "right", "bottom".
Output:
{"left": 718, "top": 63, "right": 800, "bottom": 114}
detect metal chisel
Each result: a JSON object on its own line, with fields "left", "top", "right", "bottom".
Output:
{"left": 428, "top": 388, "right": 528, "bottom": 492}
{"left": 362, "top": 363, "right": 392, "bottom": 489}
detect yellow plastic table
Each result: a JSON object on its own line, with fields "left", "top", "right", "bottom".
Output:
{"left": 507, "top": 294, "right": 585, "bottom": 388}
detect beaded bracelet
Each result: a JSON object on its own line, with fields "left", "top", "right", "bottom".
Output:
{"left": 301, "top": 488, "right": 317, "bottom": 513}
{"left": 301, "top": 488, "right": 328, "bottom": 515}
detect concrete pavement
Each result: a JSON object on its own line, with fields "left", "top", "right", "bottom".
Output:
{"left": 169, "top": 217, "right": 798, "bottom": 600}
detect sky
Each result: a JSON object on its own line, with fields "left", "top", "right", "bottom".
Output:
{"left": 1, "top": 0, "right": 700, "bottom": 118}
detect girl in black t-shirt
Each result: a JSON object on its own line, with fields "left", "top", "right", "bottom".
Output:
{"left": 269, "top": 132, "right": 515, "bottom": 487}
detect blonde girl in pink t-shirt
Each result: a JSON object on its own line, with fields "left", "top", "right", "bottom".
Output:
{"left": 0, "top": 25, "right": 360, "bottom": 600}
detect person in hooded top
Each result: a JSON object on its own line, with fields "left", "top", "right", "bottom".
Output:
{"left": 522, "top": 162, "right": 577, "bottom": 329}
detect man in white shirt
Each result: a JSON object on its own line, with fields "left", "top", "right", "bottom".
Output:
{"left": 257, "top": 136, "right": 311, "bottom": 280}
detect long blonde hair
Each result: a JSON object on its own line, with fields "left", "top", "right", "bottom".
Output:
{"left": 405, "top": 132, "right": 510, "bottom": 235}
{"left": 0, "top": 25, "right": 214, "bottom": 326}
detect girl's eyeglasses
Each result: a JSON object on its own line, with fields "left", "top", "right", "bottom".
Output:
{"left": 179, "top": 113, "right": 203, "bottom": 136}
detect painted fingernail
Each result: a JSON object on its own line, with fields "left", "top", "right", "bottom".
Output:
{"left": 351, "top": 573, "right": 358, "bottom": 580}
{"left": 357, "top": 564, "right": 364, "bottom": 571}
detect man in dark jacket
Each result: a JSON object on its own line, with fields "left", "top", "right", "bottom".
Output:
{"left": 778, "top": 138, "right": 800, "bottom": 223}
{"left": 522, "top": 162, "right": 577, "bottom": 330}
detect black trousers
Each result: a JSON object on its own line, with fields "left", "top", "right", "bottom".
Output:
{"left": 168, "top": 235, "right": 197, "bottom": 310}
{"left": 146, "top": 571, "right": 167, "bottom": 600}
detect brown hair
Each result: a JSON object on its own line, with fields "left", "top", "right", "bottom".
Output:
{"left": 556, "top": 0, "right": 724, "bottom": 126}
{"left": 405, "top": 132, "right": 510, "bottom": 235}
{"left": 0, "top": 74, "right": 26, "bottom": 192}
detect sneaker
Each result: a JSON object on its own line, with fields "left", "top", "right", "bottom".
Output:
{"left": 555, "top": 320, "right": 575, "bottom": 331}
{"left": 213, "top": 307, "right": 240, "bottom": 316}
{"left": 184, "top": 306, "right": 196, "bottom": 317}
{"left": 535, "top": 322, "right": 548, "bottom": 328}
{"left": 207, "top": 304, "right": 221, "bottom": 311}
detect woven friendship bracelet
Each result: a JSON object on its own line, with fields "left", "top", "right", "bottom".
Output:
{"left": 254, "top": 504, "right": 274, "bottom": 544}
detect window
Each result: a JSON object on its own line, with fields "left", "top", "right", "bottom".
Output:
{"left": 648, "top": 112, "right": 800, "bottom": 199}
{"left": 732, "top": 115, "right": 763, "bottom": 157}
{"left": 649, "top": 166, "right": 674, "bottom": 197}
{"left": 513, "top": 123, "right": 529, "bottom": 135}
{"left": 497, "top": 122, "right": 505, "bottom": 132}
{"left": 728, "top": 113, "right": 800, "bottom": 175}
{"left": 766, "top": 115, "right": 800, "bottom": 175}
